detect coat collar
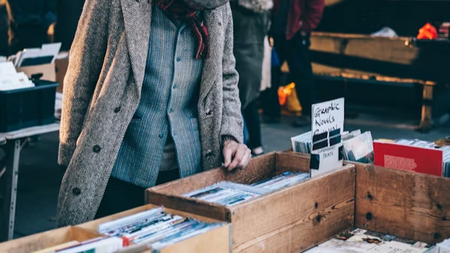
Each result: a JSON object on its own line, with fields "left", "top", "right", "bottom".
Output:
{"left": 121, "top": 0, "right": 222, "bottom": 99}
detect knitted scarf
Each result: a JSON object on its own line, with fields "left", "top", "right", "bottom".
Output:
{"left": 157, "top": 0, "right": 209, "bottom": 59}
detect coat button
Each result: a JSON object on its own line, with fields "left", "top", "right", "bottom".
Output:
{"left": 93, "top": 145, "right": 101, "bottom": 153}
{"left": 206, "top": 110, "right": 212, "bottom": 116}
{"left": 159, "top": 133, "right": 164, "bottom": 139}
{"left": 72, "top": 187, "right": 81, "bottom": 196}
{"left": 114, "top": 107, "right": 121, "bottom": 113}
{"left": 176, "top": 57, "right": 181, "bottom": 62}
{"left": 205, "top": 150, "right": 213, "bottom": 158}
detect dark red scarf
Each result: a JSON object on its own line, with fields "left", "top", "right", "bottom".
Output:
{"left": 157, "top": 0, "right": 209, "bottom": 59}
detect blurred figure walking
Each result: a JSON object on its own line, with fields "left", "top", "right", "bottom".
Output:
{"left": 272, "top": 0, "right": 324, "bottom": 127}
{"left": 232, "top": 0, "right": 273, "bottom": 156}
{"left": 5, "top": 0, "right": 56, "bottom": 54}
{"left": 54, "top": 0, "right": 85, "bottom": 51}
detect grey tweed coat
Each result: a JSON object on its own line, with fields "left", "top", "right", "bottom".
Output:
{"left": 57, "top": 0, "right": 243, "bottom": 227}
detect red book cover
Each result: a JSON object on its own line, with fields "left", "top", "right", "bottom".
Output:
{"left": 373, "top": 141, "right": 443, "bottom": 176}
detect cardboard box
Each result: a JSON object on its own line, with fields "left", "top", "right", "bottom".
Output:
{"left": 17, "top": 63, "right": 56, "bottom": 83}
{"left": 78, "top": 204, "right": 231, "bottom": 253}
{"left": 0, "top": 226, "right": 102, "bottom": 253}
{"left": 55, "top": 54, "right": 69, "bottom": 93}
{"left": 147, "top": 152, "right": 356, "bottom": 253}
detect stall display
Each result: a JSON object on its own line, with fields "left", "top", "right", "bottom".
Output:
{"left": 148, "top": 152, "right": 356, "bottom": 253}
{"left": 0, "top": 206, "right": 231, "bottom": 253}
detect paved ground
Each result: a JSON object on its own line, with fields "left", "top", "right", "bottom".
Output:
{"left": 7, "top": 111, "right": 450, "bottom": 239}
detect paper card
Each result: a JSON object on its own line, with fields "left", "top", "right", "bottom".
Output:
{"left": 310, "top": 145, "right": 343, "bottom": 178}
{"left": 310, "top": 98, "right": 345, "bottom": 177}
{"left": 312, "top": 98, "right": 345, "bottom": 136}
{"left": 0, "top": 62, "right": 17, "bottom": 75}
{"left": 41, "top": 43, "right": 62, "bottom": 63}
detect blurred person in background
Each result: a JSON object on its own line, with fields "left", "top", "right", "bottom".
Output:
{"left": 54, "top": 0, "right": 85, "bottom": 51}
{"left": 5, "top": 0, "right": 56, "bottom": 54}
{"left": 231, "top": 0, "right": 273, "bottom": 156}
{"left": 272, "top": 0, "right": 324, "bottom": 127}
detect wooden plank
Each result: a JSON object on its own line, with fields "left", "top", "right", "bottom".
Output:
{"left": 79, "top": 204, "right": 221, "bottom": 232}
{"left": 419, "top": 85, "right": 433, "bottom": 131}
{"left": 309, "top": 33, "right": 418, "bottom": 65}
{"left": 150, "top": 152, "right": 276, "bottom": 196}
{"left": 149, "top": 168, "right": 227, "bottom": 196}
{"left": 0, "top": 227, "right": 101, "bottom": 253}
{"left": 229, "top": 166, "right": 356, "bottom": 252}
{"left": 224, "top": 152, "right": 276, "bottom": 185}
{"left": 356, "top": 165, "right": 450, "bottom": 244}
{"left": 236, "top": 198, "right": 354, "bottom": 253}
{"left": 160, "top": 224, "right": 230, "bottom": 253}
{"left": 275, "top": 152, "right": 310, "bottom": 174}
{"left": 146, "top": 191, "right": 231, "bottom": 222}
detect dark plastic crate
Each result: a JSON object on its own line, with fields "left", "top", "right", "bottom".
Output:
{"left": 0, "top": 80, "right": 59, "bottom": 132}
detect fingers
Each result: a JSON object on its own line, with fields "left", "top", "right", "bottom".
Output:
{"left": 223, "top": 142, "right": 235, "bottom": 168}
{"left": 227, "top": 145, "right": 251, "bottom": 171}
{"left": 238, "top": 148, "right": 252, "bottom": 169}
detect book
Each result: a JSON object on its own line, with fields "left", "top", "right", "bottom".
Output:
{"left": 97, "top": 207, "right": 225, "bottom": 249}
{"left": 373, "top": 140, "right": 443, "bottom": 176}
{"left": 184, "top": 172, "right": 310, "bottom": 206}
{"left": 342, "top": 131, "right": 374, "bottom": 163}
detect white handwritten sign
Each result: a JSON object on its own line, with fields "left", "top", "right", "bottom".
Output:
{"left": 312, "top": 98, "right": 345, "bottom": 136}
{"left": 310, "top": 98, "right": 345, "bottom": 177}
{"left": 311, "top": 145, "right": 343, "bottom": 178}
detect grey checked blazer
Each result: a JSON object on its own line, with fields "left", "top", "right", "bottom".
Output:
{"left": 57, "top": 0, "right": 242, "bottom": 227}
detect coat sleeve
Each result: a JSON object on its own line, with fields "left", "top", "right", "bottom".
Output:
{"left": 58, "top": 0, "right": 111, "bottom": 167}
{"left": 220, "top": 3, "right": 244, "bottom": 144}
{"left": 301, "top": 0, "right": 325, "bottom": 32}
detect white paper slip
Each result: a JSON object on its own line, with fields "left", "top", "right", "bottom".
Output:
{"left": 40, "top": 43, "right": 62, "bottom": 63}
{"left": 0, "top": 62, "right": 18, "bottom": 75}
{"left": 17, "top": 48, "right": 41, "bottom": 67}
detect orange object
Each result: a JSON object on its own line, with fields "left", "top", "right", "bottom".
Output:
{"left": 417, "top": 23, "right": 438, "bottom": 40}
{"left": 278, "top": 83, "right": 295, "bottom": 106}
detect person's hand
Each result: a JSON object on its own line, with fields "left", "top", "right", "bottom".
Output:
{"left": 223, "top": 140, "right": 251, "bottom": 171}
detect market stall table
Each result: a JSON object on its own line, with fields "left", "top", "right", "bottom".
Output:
{"left": 0, "top": 123, "right": 60, "bottom": 242}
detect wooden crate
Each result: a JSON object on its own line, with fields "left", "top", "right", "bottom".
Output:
{"left": 352, "top": 162, "right": 450, "bottom": 245}
{"left": 0, "top": 226, "right": 102, "bottom": 253}
{"left": 79, "top": 204, "right": 231, "bottom": 253}
{"left": 147, "top": 152, "right": 356, "bottom": 253}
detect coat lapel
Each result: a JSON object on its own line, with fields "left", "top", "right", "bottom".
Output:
{"left": 200, "top": 9, "right": 222, "bottom": 101}
{"left": 120, "top": 0, "right": 153, "bottom": 89}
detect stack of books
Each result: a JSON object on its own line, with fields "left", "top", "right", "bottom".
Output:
{"left": 183, "top": 172, "right": 310, "bottom": 206}
{"left": 251, "top": 172, "right": 310, "bottom": 192}
{"left": 291, "top": 132, "right": 312, "bottom": 154}
{"left": 291, "top": 130, "right": 374, "bottom": 164}
{"left": 441, "top": 146, "right": 450, "bottom": 178}
{"left": 98, "top": 207, "right": 224, "bottom": 251}
{"left": 34, "top": 207, "right": 226, "bottom": 253}
{"left": 373, "top": 139, "right": 443, "bottom": 177}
